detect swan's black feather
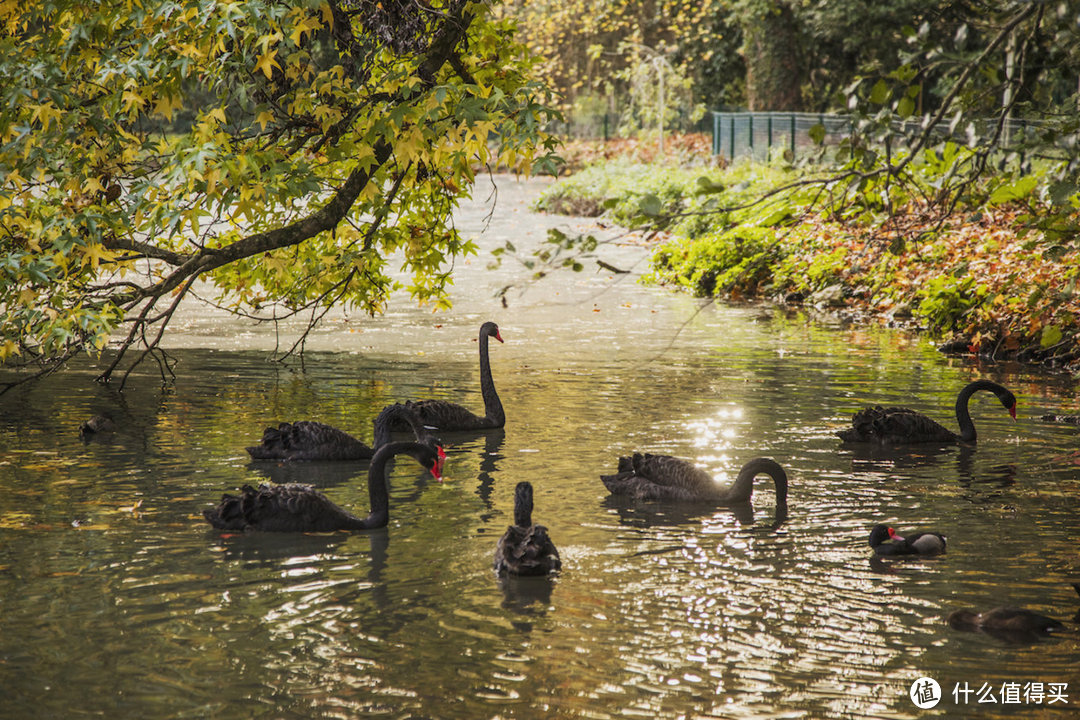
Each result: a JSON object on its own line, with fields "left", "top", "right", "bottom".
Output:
{"left": 246, "top": 403, "right": 427, "bottom": 461}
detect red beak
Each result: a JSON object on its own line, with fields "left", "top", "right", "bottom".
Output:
{"left": 1008, "top": 404, "right": 1017, "bottom": 420}
{"left": 888, "top": 527, "right": 905, "bottom": 541}
{"left": 432, "top": 446, "right": 446, "bottom": 482}
{"left": 494, "top": 331, "right": 504, "bottom": 343}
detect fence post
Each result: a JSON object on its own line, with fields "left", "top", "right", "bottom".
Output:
{"left": 767, "top": 114, "right": 773, "bottom": 158}
{"left": 712, "top": 112, "right": 719, "bottom": 155}
{"left": 748, "top": 114, "right": 754, "bottom": 159}
{"left": 790, "top": 113, "right": 796, "bottom": 159}
{"left": 729, "top": 115, "right": 735, "bottom": 160}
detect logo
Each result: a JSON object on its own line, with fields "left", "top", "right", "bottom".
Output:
{"left": 911, "top": 677, "right": 942, "bottom": 709}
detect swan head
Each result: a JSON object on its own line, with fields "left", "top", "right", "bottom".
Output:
{"left": 993, "top": 385, "right": 1017, "bottom": 419}
{"left": 868, "top": 524, "right": 902, "bottom": 548}
{"left": 418, "top": 444, "right": 445, "bottom": 482}
{"left": 481, "top": 321, "right": 504, "bottom": 343}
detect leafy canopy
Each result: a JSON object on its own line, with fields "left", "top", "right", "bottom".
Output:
{"left": 0, "top": 0, "right": 558, "bottom": 388}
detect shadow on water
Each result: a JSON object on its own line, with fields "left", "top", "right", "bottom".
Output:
{"left": 209, "top": 527, "right": 355, "bottom": 564}
{"left": 246, "top": 459, "right": 367, "bottom": 487}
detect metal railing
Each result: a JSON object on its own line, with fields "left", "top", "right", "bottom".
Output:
{"left": 711, "top": 112, "right": 853, "bottom": 161}
{"left": 711, "top": 111, "right": 1038, "bottom": 162}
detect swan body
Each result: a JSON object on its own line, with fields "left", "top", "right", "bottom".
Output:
{"left": 80, "top": 414, "right": 116, "bottom": 437}
{"left": 837, "top": 379, "right": 1016, "bottom": 444}
{"left": 400, "top": 322, "right": 505, "bottom": 431}
{"left": 947, "top": 608, "right": 1064, "bottom": 635}
{"left": 205, "top": 441, "right": 444, "bottom": 532}
{"left": 246, "top": 403, "right": 427, "bottom": 461}
{"left": 947, "top": 584, "right": 1080, "bottom": 640}
{"left": 601, "top": 455, "right": 789, "bottom": 506}
{"left": 868, "top": 524, "right": 946, "bottom": 556}
{"left": 494, "top": 481, "right": 561, "bottom": 576}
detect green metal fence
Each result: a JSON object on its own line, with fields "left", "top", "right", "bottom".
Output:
{"left": 711, "top": 111, "right": 854, "bottom": 161}
{"left": 710, "top": 111, "right": 1037, "bottom": 163}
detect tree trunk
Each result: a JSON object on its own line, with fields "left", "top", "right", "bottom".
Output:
{"left": 742, "top": 2, "right": 802, "bottom": 111}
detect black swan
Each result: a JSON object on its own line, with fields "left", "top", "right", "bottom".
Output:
{"left": 79, "top": 414, "right": 116, "bottom": 437}
{"left": 868, "top": 524, "right": 946, "bottom": 556}
{"left": 246, "top": 402, "right": 429, "bottom": 461}
{"left": 494, "top": 481, "right": 561, "bottom": 576}
{"left": 398, "top": 321, "right": 505, "bottom": 431}
{"left": 204, "top": 440, "right": 444, "bottom": 532}
{"left": 947, "top": 607, "right": 1064, "bottom": 636}
{"left": 601, "top": 455, "right": 789, "bottom": 507}
{"left": 947, "top": 584, "right": 1080, "bottom": 640}
{"left": 837, "top": 379, "right": 1016, "bottom": 444}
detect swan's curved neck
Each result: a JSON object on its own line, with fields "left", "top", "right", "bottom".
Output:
{"left": 350, "top": 441, "right": 423, "bottom": 530}
{"left": 954, "top": 380, "right": 1007, "bottom": 442}
{"left": 725, "top": 458, "right": 789, "bottom": 506}
{"left": 373, "top": 405, "right": 423, "bottom": 447}
{"left": 479, "top": 332, "right": 505, "bottom": 426}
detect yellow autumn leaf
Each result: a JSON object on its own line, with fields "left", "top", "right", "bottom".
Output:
{"left": 255, "top": 48, "right": 280, "bottom": 79}
{"left": 204, "top": 167, "right": 220, "bottom": 196}
{"left": 83, "top": 176, "right": 105, "bottom": 195}
{"left": 153, "top": 92, "right": 184, "bottom": 120}
{"left": 255, "top": 109, "right": 275, "bottom": 130}
{"left": 121, "top": 89, "right": 145, "bottom": 113}
{"left": 81, "top": 242, "right": 116, "bottom": 269}
{"left": 0, "top": 339, "right": 20, "bottom": 361}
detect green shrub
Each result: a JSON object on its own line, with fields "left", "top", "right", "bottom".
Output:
{"left": 914, "top": 272, "right": 987, "bottom": 332}
{"left": 650, "top": 225, "right": 782, "bottom": 296}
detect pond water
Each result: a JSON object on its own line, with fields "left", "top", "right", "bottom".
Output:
{"left": 1, "top": 176, "right": 1078, "bottom": 719}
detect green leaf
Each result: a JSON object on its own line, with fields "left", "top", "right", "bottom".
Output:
{"left": 896, "top": 96, "right": 915, "bottom": 118}
{"left": 1040, "top": 325, "right": 1063, "bottom": 349}
{"left": 638, "top": 194, "right": 662, "bottom": 217}
{"left": 695, "top": 175, "right": 725, "bottom": 194}
{"left": 1048, "top": 181, "right": 1078, "bottom": 207}
{"left": 808, "top": 124, "right": 825, "bottom": 145}
{"left": 988, "top": 176, "right": 1038, "bottom": 205}
{"left": 869, "top": 79, "right": 889, "bottom": 104}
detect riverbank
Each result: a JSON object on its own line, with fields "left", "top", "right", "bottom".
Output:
{"left": 537, "top": 143, "right": 1080, "bottom": 372}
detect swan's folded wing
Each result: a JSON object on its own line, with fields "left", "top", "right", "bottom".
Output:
{"left": 247, "top": 421, "right": 371, "bottom": 460}
{"left": 404, "top": 399, "right": 494, "bottom": 431}
{"left": 494, "top": 525, "right": 561, "bottom": 576}
{"left": 839, "top": 405, "right": 956, "bottom": 444}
